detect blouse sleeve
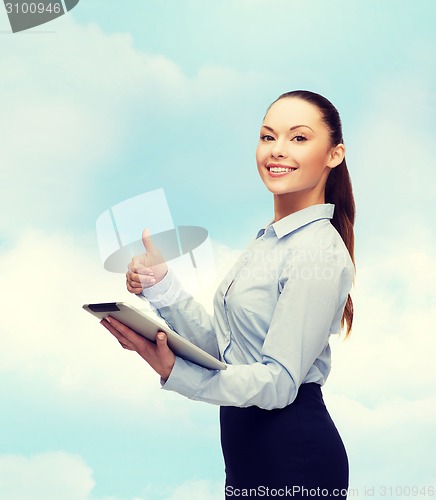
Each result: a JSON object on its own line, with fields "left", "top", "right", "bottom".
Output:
{"left": 138, "top": 268, "right": 220, "bottom": 358}
{"left": 160, "top": 243, "right": 354, "bottom": 410}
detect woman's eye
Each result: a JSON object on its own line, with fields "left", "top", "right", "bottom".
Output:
{"left": 260, "top": 134, "right": 275, "bottom": 142}
{"left": 292, "top": 135, "right": 307, "bottom": 142}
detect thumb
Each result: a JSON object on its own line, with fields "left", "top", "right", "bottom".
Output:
{"left": 142, "top": 227, "right": 156, "bottom": 253}
{"left": 156, "top": 332, "right": 169, "bottom": 351}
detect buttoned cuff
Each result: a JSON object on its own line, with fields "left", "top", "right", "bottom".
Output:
{"left": 160, "top": 356, "right": 214, "bottom": 398}
{"left": 138, "top": 268, "right": 191, "bottom": 308}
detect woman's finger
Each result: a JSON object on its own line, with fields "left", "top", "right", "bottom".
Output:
{"left": 135, "top": 266, "right": 155, "bottom": 276}
{"left": 128, "top": 262, "right": 152, "bottom": 273}
{"left": 126, "top": 271, "right": 143, "bottom": 284}
{"left": 104, "top": 316, "right": 155, "bottom": 353}
{"left": 127, "top": 271, "right": 156, "bottom": 286}
{"left": 100, "top": 318, "right": 139, "bottom": 350}
{"left": 119, "top": 340, "right": 135, "bottom": 351}
{"left": 126, "top": 281, "right": 145, "bottom": 294}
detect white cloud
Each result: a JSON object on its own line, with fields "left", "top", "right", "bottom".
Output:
{"left": 0, "top": 16, "right": 172, "bottom": 236}
{"left": 0, "top": 13, "right": 271, "bottom": 238}
{"left": 163, "top": 479, "right": 224, "bottom": 500}
{"left": 324, "top": 391, "right": 436, "bottom": 491}
{"left": 350, "top": 75, "right": 436, "bottom": 221}
{"left": 0, "top": 450, "right": 226, "bottom": 500}
{"left": 0, "top": 228, "right": 167, "bottom": 405}
{"left": 130, "top": 479, "right": 224, "bottom": 500}
{"left": 0, "top": 452, "right": 95, "bottom": 500}
{"left": 327, "top": 227, "right": 436, "bottom": 405}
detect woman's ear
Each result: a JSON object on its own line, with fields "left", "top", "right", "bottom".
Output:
{"left": 328, "top": 144, "right": 346, "bottom": 169}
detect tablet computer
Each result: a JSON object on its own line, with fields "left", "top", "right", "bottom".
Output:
{"left": 83, "top": 302, "right": 227, "bottom": 371}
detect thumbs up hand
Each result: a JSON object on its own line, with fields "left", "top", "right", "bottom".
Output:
{"left": 126, "top": 228, "right": 168, "bottom": 294}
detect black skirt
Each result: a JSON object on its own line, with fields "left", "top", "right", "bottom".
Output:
{"left": 220, "top": 383, "right": 349, "bottom": 498}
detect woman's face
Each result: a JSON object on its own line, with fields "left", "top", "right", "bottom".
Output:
{"left": 256, "top": 97, "right": 344, "bottom": 199}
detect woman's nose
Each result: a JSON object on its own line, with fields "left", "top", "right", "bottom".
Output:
{"left": 270, "top": 140, "right": 288, "bottom": 158}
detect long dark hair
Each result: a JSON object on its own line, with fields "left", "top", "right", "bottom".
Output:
{"left": 268, "top": 90, "right": 356, "bottom": 337}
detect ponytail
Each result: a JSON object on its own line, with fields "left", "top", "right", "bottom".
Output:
{"left": 325, "top": 159, "right": 356, "bottom": 337}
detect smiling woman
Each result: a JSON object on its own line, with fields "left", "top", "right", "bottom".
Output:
{"left": 101, "top": 90, "right": 356, "bottom": 499}
{"left": 257, "top": 99, "right": 344, "bottom": 204}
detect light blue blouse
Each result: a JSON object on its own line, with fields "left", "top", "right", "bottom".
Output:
{"left": 139, "top": 203, "right": 354, "bottom": 410}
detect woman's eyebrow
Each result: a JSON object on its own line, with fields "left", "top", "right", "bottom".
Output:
{"left": 261, "top": 124, "right": 315, "bottom": 132}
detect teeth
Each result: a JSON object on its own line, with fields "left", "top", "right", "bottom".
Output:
{"left": 269, "top": 167, "right": 295, "bottom": 173}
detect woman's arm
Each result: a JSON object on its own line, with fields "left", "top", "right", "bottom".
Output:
{"left": 137, "top": 268, "right": 219, "bottom": 358}
{"left": 126, "top": 229, "right": 219, "bottom": 357}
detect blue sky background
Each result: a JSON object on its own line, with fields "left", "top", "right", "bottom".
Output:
{"left": 1, "top": 1, "right": 435, "bottom": 499}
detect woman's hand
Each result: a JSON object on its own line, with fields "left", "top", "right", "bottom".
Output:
{"left": 100, "top": 316, "right": 175, "bottom": 381}
{"left": 126, "top": 228, "right": 168, "bottom": 294}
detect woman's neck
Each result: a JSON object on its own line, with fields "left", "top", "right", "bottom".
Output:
{"left": 273, "top": 191, "right": 325, "bottom": 222}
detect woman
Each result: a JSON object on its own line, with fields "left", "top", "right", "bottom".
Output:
{"left": 101, "top": 90, "right": 356, "bottom": 498}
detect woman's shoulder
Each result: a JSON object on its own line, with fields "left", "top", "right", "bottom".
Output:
{"left": 285, "top": 219, "right": 353, "bottom": 271}
{"left": 285, "top": 217, "right": 336, "bottom": 248}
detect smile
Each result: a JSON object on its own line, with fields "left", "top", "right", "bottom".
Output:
{"left": 266, "top": 165, "right": 298, "bottom": 176}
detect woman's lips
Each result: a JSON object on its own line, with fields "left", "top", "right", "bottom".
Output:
{"left": 266, "top": 165, "right": 298, "bottom": 177}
